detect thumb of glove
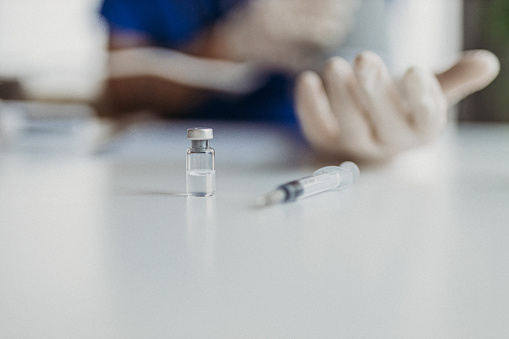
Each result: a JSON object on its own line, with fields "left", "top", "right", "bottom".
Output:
{"left": 436, "top": 49, "right": 500, "bottom": 105}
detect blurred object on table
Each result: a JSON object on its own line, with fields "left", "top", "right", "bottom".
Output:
{"left": 0, "top": 78, "right": 26, "bottom": 100}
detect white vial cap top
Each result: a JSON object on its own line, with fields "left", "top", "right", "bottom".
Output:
{"left": 187, "top": 127, "right": 213, "bottom": 140}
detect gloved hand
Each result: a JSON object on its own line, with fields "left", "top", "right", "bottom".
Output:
{"left": 295, "top": 50, "right": 500, "bottom": 162}
{"left": 213, "top": 0, "right": 359, "bottom": 72}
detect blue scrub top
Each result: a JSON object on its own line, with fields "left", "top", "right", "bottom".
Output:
{"left": 100, "top": 0, "right": 297, "bottom": 125}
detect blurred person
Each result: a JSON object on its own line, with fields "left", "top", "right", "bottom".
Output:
{"left": 97, "top": 0, "right": 500, "bottom": 162}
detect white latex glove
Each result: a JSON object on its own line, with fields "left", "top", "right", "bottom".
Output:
{"left": 295, "top": 50, "right": 500, "bottom": 162}
{"left": 213, "top": 0, "right": 359, "bottom": 72}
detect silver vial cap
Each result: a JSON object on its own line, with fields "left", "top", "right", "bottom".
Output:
{"left": 187, "top": 127, "right": 213, "bottom": 140}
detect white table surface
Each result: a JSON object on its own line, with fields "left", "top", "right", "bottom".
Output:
{"left": 1, "top": 117, "right": 508, "bottom": 338}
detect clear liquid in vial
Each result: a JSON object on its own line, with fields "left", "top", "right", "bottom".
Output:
{"left": 186, "top": 169, "right": 216, "bottom": 196}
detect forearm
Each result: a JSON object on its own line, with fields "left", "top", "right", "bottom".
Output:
{"left": 107, "top": 47, "right": 263, "bottom": 94}
{"left": 101, "top": 75, "right": 208, "bottom": 118}
{"left": 100, "top": 30, "right": 263, "bottom": 117}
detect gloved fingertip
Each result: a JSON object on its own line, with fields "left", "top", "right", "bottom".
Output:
{"left": 295, "top": 71, "right": 327, "bottom": 115}
{"left": 353, "top": 51, "right": 389, "bottom": 87}
{"left": 353, "top": 51, "right": 390, "bottom": 97}
{"left": 405, "top": 66, "right": 448, "bottom": 106}
{"left": 403, "top": 66, "right": 434, "bottom": 96}
{"left": 324, "top": 56, "right": 351, "bottom": 75}
{"left": 296, "top": 71, "right": 321, "bottom": 96}
{"left": 402, "top": 66, "right": 448, "bottom": 134}
{"left": 354, "top": 51, "right": 383, "bottom": 71}
{"left": 463, "top": 49, "right": 501, "bottom": 77}
{"left": 436, "top": 49, "right": 501, "bottom": 104}
{"left": 295, "top": 70, "right": 341, "bottom": 143}
{"left": 298, "top": 70, "right": 321, "bottom": 82}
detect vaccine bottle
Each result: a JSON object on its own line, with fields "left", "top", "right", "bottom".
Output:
{"left": 186, "top": 128, "right": 215, "bottom": 196}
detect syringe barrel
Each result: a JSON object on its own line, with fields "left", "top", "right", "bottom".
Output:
{"left": 314, "top": 162, "right": 359, "bottom": 190}
{"left": 292, "top": 171, "right": 342, "bottom": 200}
{"left": 280, "top": 162, "right": 359, "bottom": 202}
{"left": 259, "top": 161, "right": 359, "bottom": 206}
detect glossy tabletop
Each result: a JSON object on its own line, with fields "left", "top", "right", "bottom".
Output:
{"left": 1, "top": 116, "right": 508, "bottom": 338}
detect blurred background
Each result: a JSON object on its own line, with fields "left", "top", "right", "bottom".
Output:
{"left": 0, "top": 0, "right": 505, "bottom": 125}
{"left": 0, "top": 0, "right": 106, "bottom": 102}
{"left": 462, "top": 0, "right": 509, "bottom": 122}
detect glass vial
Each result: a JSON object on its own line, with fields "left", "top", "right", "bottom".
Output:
{"left": 186, "top": 127, "right": 215, "bottom": 197}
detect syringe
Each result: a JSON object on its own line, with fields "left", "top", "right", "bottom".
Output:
{"left": 256, "top": 161, "right": 360, "bottom": 207}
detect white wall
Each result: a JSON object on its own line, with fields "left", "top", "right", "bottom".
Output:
{"left": 386, "top": 0, "right": 463, "bottom": 75}
{"left": 0, "top": 0, "right": 107, "bottom": 100}
{"left": 335, "top": 0, "right": 463, "bottom": 75}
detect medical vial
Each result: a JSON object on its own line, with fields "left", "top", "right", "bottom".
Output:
{"left": 186, "top": 128, "right": 215, "bottom": 196}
